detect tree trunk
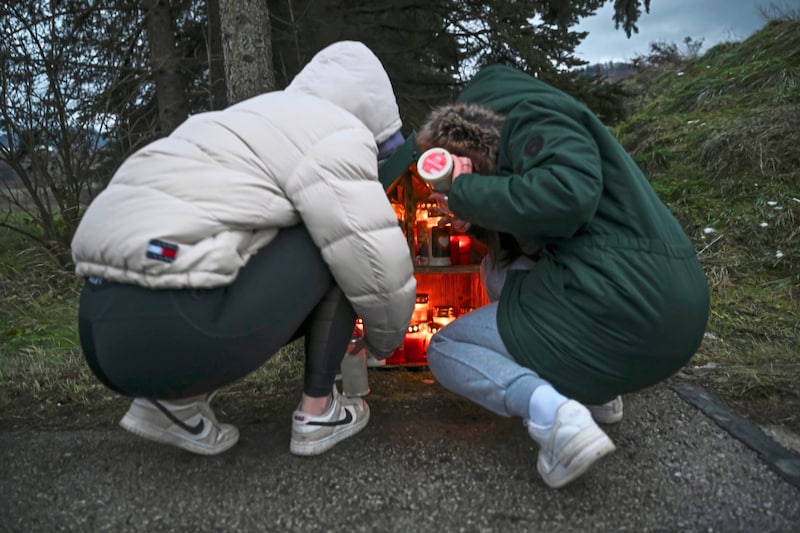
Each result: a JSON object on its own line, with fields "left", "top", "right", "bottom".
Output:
{"left": 219, "top": 0, "right": 276, "bottom": 105}
{"left": 205, "top": 0, "right": 228, "bottom": 110}
{"left": 142, "top": 0, "right": 189, "bottom": 135}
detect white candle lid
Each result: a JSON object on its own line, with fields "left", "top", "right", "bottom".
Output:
{"left": 417, "top": 148, "right": 453, "bottom": 182}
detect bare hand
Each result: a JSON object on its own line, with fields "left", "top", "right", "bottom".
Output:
{"left": 452, "top": 156, "right": 473, "bottom": 180}
{"left": 428, "top": 191, "right": 471, "bottom": 232}
{"left": 429, "top": 191, "right": 449, "bottom": 215}
{"left": 447, "top": 216, "right": 472, "bottom": 232}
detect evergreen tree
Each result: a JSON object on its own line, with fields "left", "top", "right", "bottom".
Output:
{"left": 268, "top": 1, "right": 653, "bottom": 127}
{"left": 268, "top": 0, "right": 460, "bottom": 130}
{"left": 1, "top": 0, "right": 655, "bottom": 264}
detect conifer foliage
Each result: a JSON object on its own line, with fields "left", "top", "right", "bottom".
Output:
{"left": 0, "top": 0, "right": 651, "bottom": 264}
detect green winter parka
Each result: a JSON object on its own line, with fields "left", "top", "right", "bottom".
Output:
{"left": 450, "top": 64, "right": 710, "bottom": 404}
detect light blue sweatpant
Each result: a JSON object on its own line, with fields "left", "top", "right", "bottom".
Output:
{"left": 426, "top": 255, "right": 551, "bottom": 419}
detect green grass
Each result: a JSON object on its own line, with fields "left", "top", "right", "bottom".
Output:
{"left": 615, "top": 18, "right": 800, "bottom": 430}
{"left": 0, "top": 225, "right": 85, "bottom": 392}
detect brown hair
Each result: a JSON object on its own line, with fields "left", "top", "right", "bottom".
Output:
{"left": 416, "top": 103, "right": 505, "bottom": 175}
{"left": 417, "top": 103, "right": 521, "bottom": 265}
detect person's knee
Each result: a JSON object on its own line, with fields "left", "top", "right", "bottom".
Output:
{"left": 425, "top": 335, "right": 440, "bottom": 357}
{"left": 424, "top": 334, "right": 451, "bottom": 377}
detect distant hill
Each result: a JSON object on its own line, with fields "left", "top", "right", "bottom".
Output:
{"left": 576, "top": 61, "right": 635, "bottom": 82}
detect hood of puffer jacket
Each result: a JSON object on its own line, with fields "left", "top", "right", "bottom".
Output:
{"left": 288, "top": 41, "right": 401, "bottom": 144}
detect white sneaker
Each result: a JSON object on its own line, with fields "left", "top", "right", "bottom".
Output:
{"left": 525, "top": 400, "right": 616, "bottom": 488}
{"left": 290, "top": 387, "right": 370, "bottom": 456}
{"left": 119, "top": 391, "right": 239, "bottom": 455}
{"left": 586, "top": 396, "right": 624, "bottom": 424}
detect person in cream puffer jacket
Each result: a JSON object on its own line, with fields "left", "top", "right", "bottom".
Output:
{"left": 72, "top": 41, "right": 416, "bottom": 457}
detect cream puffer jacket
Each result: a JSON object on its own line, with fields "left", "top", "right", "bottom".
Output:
{"left": 71, "top": 41, "right": 416, "bottom": 354}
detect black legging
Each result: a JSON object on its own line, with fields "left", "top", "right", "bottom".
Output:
{"left": 78, "top": 224, "right": 357, "bottom": 399}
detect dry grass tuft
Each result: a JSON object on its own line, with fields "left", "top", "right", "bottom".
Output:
{"left": 700, "top": 106, "right": 800, "bottom": 185}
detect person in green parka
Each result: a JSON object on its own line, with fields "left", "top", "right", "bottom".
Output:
{"left": 417, "top": 64, "right": 710, "bottom": 488}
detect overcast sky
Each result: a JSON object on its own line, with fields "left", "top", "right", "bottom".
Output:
{"left": 574, "top": 0, "right": 784, "bottom": 64}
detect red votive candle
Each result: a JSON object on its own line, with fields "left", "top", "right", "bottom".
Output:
{"left": 450, "top": 235, "right": 472, "bottom": 265}
{"left": 450, "top": 235, "right": 460, "bottom": 265}
{"left": 404, "top": 332, "right": 427, "bottom": 363}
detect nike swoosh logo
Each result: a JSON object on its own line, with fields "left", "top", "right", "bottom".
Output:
{"left": 149, "top": 399, "right": 205, "bottom": 435}
{"left": 306, "top": 407, "right": 354, "bottom": 427}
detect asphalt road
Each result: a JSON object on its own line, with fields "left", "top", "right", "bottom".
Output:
{"left": 1, "top": 378, "right": 799, "bottom": 532}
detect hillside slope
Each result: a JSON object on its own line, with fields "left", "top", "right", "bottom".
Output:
{"left": 616, "top": 19, "right": 800, "bottom": 434}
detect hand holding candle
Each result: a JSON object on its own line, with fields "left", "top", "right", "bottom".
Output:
{"left": 416, "top": 148, "right": 453, "bottom": 192}
{"left": 426, "top": 153, "right": 473, "bottom": 232}
{"left": 417, "top": 148, "right": 473, "bottom": 193}
{"left": 428, "top": 192, "right": 472, "bottom": 233}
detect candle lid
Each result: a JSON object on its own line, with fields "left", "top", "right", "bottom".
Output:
{"left": 417, "top": 148, "right": 453, "bottom": 181}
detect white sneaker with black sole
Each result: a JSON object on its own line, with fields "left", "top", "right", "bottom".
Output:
{"left": 290, "top": 386, "right": 369, "bottom": 456}
{"left": 586, "top": 395, "right": 624, "bottom": 424}
{"left": 525, "top": 400, "right": 616, "bottom": 488}
{"left": 119, "top": 391, "right": 239, "bottom": 456}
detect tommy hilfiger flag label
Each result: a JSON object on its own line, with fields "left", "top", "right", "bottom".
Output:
{"left": 146, "top": 239, "right": 179, "bottom": 263}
